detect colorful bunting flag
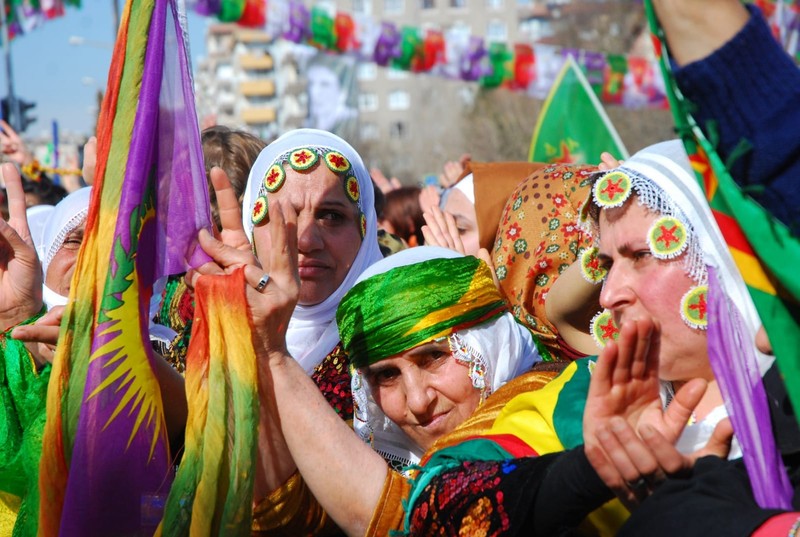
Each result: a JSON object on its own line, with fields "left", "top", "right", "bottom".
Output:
{"left": 528, "top": 56, "right": 628, "bottom": 164}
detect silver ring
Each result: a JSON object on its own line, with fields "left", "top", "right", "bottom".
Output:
{"left": 625, "top": 477, "right": 648, "bottom": 495}
{"left": 255, "top": 273, "right": 270, "bottom": 292}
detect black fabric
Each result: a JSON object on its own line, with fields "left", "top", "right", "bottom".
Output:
{"left": 618, "top": 456, "right": 783, "bottom": 537}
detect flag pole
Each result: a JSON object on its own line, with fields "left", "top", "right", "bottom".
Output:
{"left": 0, "top": 0, "right": 21, "bottom": 132}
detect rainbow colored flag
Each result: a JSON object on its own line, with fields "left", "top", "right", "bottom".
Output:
{"left": 644, "top": 0, "right": 798, "bottom": 509}
{"left": 36, "top": 0, "right": 232, "bottom": 534}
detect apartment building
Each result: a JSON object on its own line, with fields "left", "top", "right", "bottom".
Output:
{"left": 195, "top": 24, "right": 279, "bottom": 140}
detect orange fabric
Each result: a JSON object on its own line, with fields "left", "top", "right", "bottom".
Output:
{"left": 251, "top": 472, "right": 342, "bottom": 536}
{"left": 468, "top": 161, "right": 547, "bottom": 251}
{"left": 493, "top": 164, "right": 597, "bottom": 357}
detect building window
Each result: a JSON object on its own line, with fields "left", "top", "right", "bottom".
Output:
{"left": 421, "top": 0, "right": 435, "bottom": 8}
{"left": 388, "top": 90, "right": 410, "bottom": 110}
{"left": 358, "top": 93, "right": 379, "bottom": 112}
{"left": 450, "top": 0, "right": 466, "bottom": 7}
{"left": 361, "top": 122, "right": 379, "bottom": 140}
{"left": 486, "top": 20, "right": 507, "bottom": 42}
{"left": 353, "top": 0, "right": 372, "bottom": 15}
{"left": 386, "top": 68, "right": 409, "bottom": 79}
{"left": 385, "top": 0, "right": 404, "bottom": 14}
{"left": 357, "top": 62, "right": 377, "bottom": 80}
{"left": 486, "top": 0, "right": 502, "bottom": 7}
{"left": 389, "top": 121, "right": 407, "bottom": 139}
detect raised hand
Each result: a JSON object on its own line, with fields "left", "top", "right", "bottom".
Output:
{"left": 82, "top": 136, "right": 98, "bottom": 186}
{"left": 418, "top": 185, "right": 441, "bottom": 215}
{"left": 651, "top": 0, "right": 748, "bottom": 66}
{"left": 421, "top": 205, "right": 466, "bottom": 254}
{"left": 597, "top": 152, "right": 622, "bottom": 171}
{"left": 0, "top": 120, "right": 34, "bottom": 167}
{"left": 11, "top": 305, "right": 63, "bottom": 365}
{"left": 192, "top": 166, "right": 300, "bottom": 360}
{"left": 583, "top": 318, "right": 732, "bottom": 509}
{"left": 370, "top": 166, "right": 401, "bottom": 195}
{"left": 0, "top": 163, "right": 43, "bottom": 330}
{"left": 583, "top": 318, "right": 663, "bottom": 508}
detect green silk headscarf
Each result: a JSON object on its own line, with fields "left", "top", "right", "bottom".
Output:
{"left": 337, "top": 255, "right": 507, "bottom": 368}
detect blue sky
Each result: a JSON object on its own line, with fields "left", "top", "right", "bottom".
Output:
{"left": 0, "top": 3, "right": 210, "bottom": 139}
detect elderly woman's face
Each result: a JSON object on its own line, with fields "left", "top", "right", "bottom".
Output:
{"left": 45, "top": 221, "right": 85, "bottom": 296}
{"left": 253, "top": 164, "right": 362, "bottom": 306}
{"left": 363, "top": 339, "right": 482, "bottom": 451}
{"left": 597, "top": 200, "right": 711, "bottom": 382}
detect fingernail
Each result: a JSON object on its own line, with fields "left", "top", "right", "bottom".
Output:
{"left": 640, "top": 425, "right": 655, "bottom": 439}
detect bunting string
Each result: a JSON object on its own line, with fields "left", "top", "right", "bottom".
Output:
{"left": 188, "top": 0, "right": 799, "bottom": 109}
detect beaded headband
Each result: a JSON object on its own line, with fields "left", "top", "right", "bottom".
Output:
{"left": 250, "top": 146, "right": 365, "bottom": 237}
{"left": 583, "top": 167, "right": 708, "bottom": 331}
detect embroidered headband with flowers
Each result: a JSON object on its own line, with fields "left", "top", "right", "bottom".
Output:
{"left": 580, "top": 166, "right": 709, "bottom": 338}
{"left": 250, "top": 146, "right": 365, "bottom": 237}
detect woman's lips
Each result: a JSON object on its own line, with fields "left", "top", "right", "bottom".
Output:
{"left": 298, "top": 261, "right": 329, "bottom": 278}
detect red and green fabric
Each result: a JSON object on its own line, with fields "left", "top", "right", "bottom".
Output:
{"left": 528, "top": 56, "right": 628, "bottom": 164}
{"left": 644, "top": 0, "right": 799, "bottom": 509}
{"left": 602, "top": 54, "right": 628, "bottom": 104}
{"left": 480, "top": 42, "right": 513, "bottom": 88}
{"left": 393, "top": 26, "right": 423, "bottom": 71}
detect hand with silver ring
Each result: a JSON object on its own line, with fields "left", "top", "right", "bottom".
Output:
{"left": 625, "top": 477, "right": 649, "bottom": 498}
{"left": 255, "top": 273, "right": 270, "bottom": 292}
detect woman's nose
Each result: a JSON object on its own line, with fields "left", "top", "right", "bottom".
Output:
{"left": 599, "top": 266, "right": 634, "bottom": 312}
{"left": 296, "top": 215, "right": 323, "bottom": 253}
{"left": 403, "top": 373, "right": 436, "bottom": 417}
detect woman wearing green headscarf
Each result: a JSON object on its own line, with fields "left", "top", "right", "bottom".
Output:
{"left": 204, "top": 217, "right": 546, "bottom": 535}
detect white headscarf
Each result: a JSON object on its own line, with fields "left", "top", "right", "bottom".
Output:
{"left": 591, "top": 140, "right": 772, "bottom": 458}
{"left": 26, "top": 204, "right": 54, "bottom": 258}
{"left": 349, "top": 246, "right": 541, "bottom": 470}
{"left": 39, "top": 187, "right": 92, "bottom": 311}
{"left": 242, "top": 129, "right": 383, "bottom": 372}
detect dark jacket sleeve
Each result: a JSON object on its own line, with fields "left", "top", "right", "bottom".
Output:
{"left": 618, "top": 456, "right": 784, "bottom": 537}
{"left": 674, "top": 5, "right": 800, "bottom": 234}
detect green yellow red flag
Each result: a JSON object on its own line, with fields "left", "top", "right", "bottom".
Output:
{"left": 528, "top": 55, "right": 628, "bottom": 164}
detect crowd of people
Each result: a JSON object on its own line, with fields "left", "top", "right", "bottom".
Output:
{"left": 1, "top": 0, "right": 799, "bottom": 535}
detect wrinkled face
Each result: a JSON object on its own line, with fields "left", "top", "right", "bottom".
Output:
{"left": 45, "top": 221, "right": 85, "bottom": 297}
{"left": 364, "top": 339, "right": 482, "bottom": 451}
{"left": 443, "top": 189, "right": 479, "bottom": 256}
{"left": 253, "top": 164, "right": 362, "bottom": 306}
{"left": 597, "top": 200, "right": 710, "bottom": 382}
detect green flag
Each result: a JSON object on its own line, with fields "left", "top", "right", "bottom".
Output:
{"left": 528, "top": 56, "right": 628, "bottom": 164}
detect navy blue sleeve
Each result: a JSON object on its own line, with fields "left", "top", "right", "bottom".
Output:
{"left": 674, "top": 6, "right": 800, "bottom": 234}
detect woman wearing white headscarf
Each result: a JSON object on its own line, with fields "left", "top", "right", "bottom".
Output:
{"left": 209, "top": 128, "right": 382, "bottom": 531}
{"left": 37, "top": 187, "right": 91, "bottom": 311}
{"left": 241, "top": 129, "right": 383, "bottom": 374}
